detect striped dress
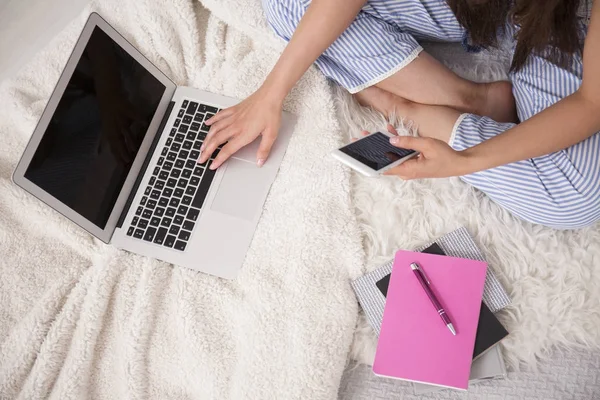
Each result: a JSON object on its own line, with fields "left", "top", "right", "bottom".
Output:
{"left": 263, "top": 0, "right": 600, "bottom": 229}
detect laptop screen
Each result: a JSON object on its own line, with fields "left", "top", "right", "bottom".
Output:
{"left": 24, "top": 27, "right": 166, "bottom": 229}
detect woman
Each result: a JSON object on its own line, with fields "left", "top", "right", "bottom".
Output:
{"left": 199, "top": 0, "right": 600, "bottom": 229}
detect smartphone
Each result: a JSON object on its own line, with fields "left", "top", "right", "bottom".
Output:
{"left": 331, "top": 131, "right": 418, "bottom": 176}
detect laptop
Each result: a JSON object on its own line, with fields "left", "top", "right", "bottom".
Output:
{"left": 12, "top": 13, "right": 296, "bottom": 279}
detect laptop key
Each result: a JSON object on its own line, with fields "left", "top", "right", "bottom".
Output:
{"left": 171, "top": 169, "right": 181, "bottom": 179}
{"left": 150, "top": 217, "right": 161, "bottom": 227}
{"left": 166, "top": 138, "right": 173, "bottom": 146}
{"left": 182, "top": 169, "right": 192, "bottom": 179}
{"left": 179, "top": 150, "right": 189, "bottom": 159}
{"left": 203, "top": 105, "right": 219, "bottom": 114}
{"left": 174, "top": 240, "right": 187, "bottom": 251}
{"left": 127, "top": 226, "right": 134, "bottom": 236}
{"left": 191, "top": 167, "right": 217, "bottom": 209}
{"left": 169, "top": 198, "right": 180, "bottom": 207}
{"left": 153, "top": 166, "right": 160, "bottom": 175}
{"left": 154, "top": 227, "right": 168, "bottom": 245}
{"left": 177, "top": 179, "right": 188, "bottom": 188}
{"left": 145, "top": 186, "right": 152, "bottom": 195}
{"left": 161, "top": 217, "right": 172, "bottom": 227}
{"left": 157, "top": 157, "right": 165, "bottom": 166}
{"left": 182, "top": 195, "right": 192, "bottom": 205}
{"left": 170, "top": 128, "right": 176, "bottom": 137}
{"left": 187, "top": 208, "right": 200, "bottom": 222}
{"left": 174, "top": 188, "right": 184, "bottom": 197}
{"left": 185, "top": 186, "right": 195, "bottom": 196}
{"left": 175, "top": 159, "right": 185, "bottom": 169}
{"left": 134, "top": 229, "right": 144, "bottom": 239}
{"left": 158, "top": 197, "right": 169, "bottom": 207}
{"left": 155, "top": 207, "right": 165, "bottom": 217}
{"left": 171, "top": 142, "right": 181, "bottom": 152}
{"left": 191, "top": 122, "right": 201, "bottom": 131}
{"left": 178, "top": 108, "right": 184, "bottom": 118}
{"left": 193, "top": 113, "right": 204, "bottom": 122}
{"left": 205, "top": 113, "right": 215, "bottom": 120}
{"left": 177, "top": 205, "right": 189, "bottom": 215}
{"left": 178, "top": 124, "right": 189, "bottom": 133}
{"left": 193, "top": 140, "right": 202, "bottom": 150}
{"left": 201, "top": 123, "right": 210, "bottom": 132}
{"left": 155, "top": 180, "right": 165, "bottom": 190}
{"left": 178, "top": 230, "right": 191, "bottom": 241}
{"left": 193, "top": 166, "right": 204, "bottom": 176}
{"left": 185, "top": 160, "right": 195, "bottom": 169}
{"left": 164, "top": 235, "right": 176, "bottom": 248}
{"left": 163, "top": 161, "right": 173, "bottom": 171}
{"left": 175, "top": 133, "right": 185, "bottom": 143}
{"left": 138, "top": 219, "right": 149, "bottom": 229}
{"left": 166, "top": 207, "right": 176, "bottom": 217}
{"left": 183, "top": 220, "right": 195, "bottom": 231}
{"left": 143, "top": 227, "right": 157, "bottom": 242}
{"left": 183, "top": 140, "right": 193, "bottom": 150}
{"left": 150, "top": 190, "right": 161, "bottom": 200}
{"left": 186, "top": 131, "right": 196, "bottom": 141}
{"left": 167, "top": 178, "right": 177, "bottom": 188}
{"left": 163, "top": 188, "right": 173, "bottom": 197}
{"left": 182, "top": 100, "right": 189, "bottom": 108}
{"left": 183, "top": 115, "right": 192, "bottom": 124}
{"left": 146, "top": 200, "right": 157, "bottom": 209}
{"left": 140, "top": 196, "right": 147, "bottom": 206}
{"left": 174, "top": 215, "right": 184, "bottom": 225}
{"left": 161, "top": 147, "right": 168, "bottom": 156}
{"left": 136, "top": 206, "right": 143, "bottom": 216}
{"left": 159, "top": 171, "right": 169, "bottom": 180}
{"left": 174, "top": 118, "right": 181, "bottom": 128}
{"left": 190, "top": 150, "right": 200, "bottom": 160}
{"left": 132, "top": 216, "right": 139, "bottom": 226}
{"left": 189, "top": 176, "right": 200, "bottom": 187}
{"left": 167, "top": 152, "right": 177, "bottom": 162}
{"left": 169, "top": 225, "right": 180, "bottom": 235}
{"left": 186, "top": 101, "right": 198, "bottom": 115}
{"left": 142, "top": 209, "right": 152, "bottom": 219}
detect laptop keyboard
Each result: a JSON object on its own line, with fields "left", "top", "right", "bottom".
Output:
{"left": 125, "top": 100, "right": 222, "bottom": 252}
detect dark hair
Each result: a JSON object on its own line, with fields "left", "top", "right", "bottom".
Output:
{"left": 446, "top": 0, "right": 585, "bottom": 71}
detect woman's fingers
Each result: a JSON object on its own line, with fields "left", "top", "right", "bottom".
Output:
{"left": 387, "top": 124, "right": 399, "bottom": 136}
{"left": 209, "top": 137, "right": 246, "bottom": 170}
{"left": 200, "top": 125, "right": 237, "bottom": 163}
{"left": 205, "top": 107, "right": 234, "bottom": 126}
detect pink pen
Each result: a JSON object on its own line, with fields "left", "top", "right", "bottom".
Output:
{"left": 411, "top": 262, "right": 456, "bottom": 336}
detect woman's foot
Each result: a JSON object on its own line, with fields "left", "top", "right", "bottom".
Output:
{"left": 354, "top": 86, "right": 411, "bottom": 117}
{"left": 478, "top": 81, "right": 519, "bottom": 123}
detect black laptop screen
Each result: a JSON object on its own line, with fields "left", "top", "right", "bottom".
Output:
{"left": 25, "top": 27, "right": 166, "bottom": 229}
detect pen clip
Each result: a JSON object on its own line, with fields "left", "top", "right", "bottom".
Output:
{"left": 410, "top": 262, "right": 430, "bottom": 285}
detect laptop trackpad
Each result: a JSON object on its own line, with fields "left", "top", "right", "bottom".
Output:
{"left": 210, "top": 158, "right": 269, "bottom": 221}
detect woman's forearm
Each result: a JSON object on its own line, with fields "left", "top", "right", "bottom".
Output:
{"left": 262, "top": 0, "right": 367, "bottom": 101}
{"left": 462, "top": 91, "right": 600, "bottom": 173}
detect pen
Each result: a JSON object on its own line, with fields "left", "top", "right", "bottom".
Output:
{"left": 410, "top": 262, "right": 456, "bottom": 336}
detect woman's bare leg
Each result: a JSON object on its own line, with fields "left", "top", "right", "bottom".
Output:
{"left": 354, "top": 86, "right": 461, "bottom": 143}
{"left": 371, "top": 52, "right": 517, "bottom": 123}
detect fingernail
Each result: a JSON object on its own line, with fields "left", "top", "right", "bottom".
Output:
{"left": 209, "top": 163, "right": 217, "bottom": 170}
{"left": 390, "top": 137, "right": 399, "bottom": 144}
{"left": 257, "top": 158, "right": 265, "bottom": 167}
{"left": 201, "top": 143, "right": 205, "bottom": 151}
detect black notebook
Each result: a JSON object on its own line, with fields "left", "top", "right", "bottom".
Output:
{"left": 376, "top": 242, "right": 508, "bottom": 359}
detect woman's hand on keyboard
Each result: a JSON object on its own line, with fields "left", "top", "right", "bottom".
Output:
{"left": 199, "top": 87, "right": 283, "bottom": 170}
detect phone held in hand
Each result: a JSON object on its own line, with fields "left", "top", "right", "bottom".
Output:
{"left": 331, "top": 131, "right": 418, "bottom": 177}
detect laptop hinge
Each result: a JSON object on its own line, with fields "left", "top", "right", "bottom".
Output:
{"left": 116, "top": 100, "right": 175, "bottom": 229}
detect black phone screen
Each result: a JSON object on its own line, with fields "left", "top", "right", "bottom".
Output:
{"left": 339, "top": 132, "right": 416, "bottom": 171}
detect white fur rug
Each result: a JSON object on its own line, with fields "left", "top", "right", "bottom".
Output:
{"left": 0, "top": 0, "right": 365, "bottom": 399}
{"left": 339, "top": 42, "right": 600, "bottom": 370}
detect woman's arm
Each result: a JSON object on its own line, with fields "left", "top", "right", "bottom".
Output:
{"left": 461, "top": 1, "right": 600, "bottom": 173}
{"left": 200, "top": 0, "right": 367, "bottom": 169}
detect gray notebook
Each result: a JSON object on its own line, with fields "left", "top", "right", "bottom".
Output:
{"left": 351, "top": 226, "right": 511, "bottom": 337}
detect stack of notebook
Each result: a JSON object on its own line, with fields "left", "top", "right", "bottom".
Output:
{"left": 351, "top": 227, "right": 511, "bottom": 393}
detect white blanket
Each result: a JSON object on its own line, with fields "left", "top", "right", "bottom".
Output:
{"left": 0, "top": 0, "right": 365, "bottom": 398}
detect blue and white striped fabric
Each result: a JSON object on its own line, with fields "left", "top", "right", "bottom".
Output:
{"left": 451, "top": 23, "right": 600, "bottom": 230}
{"left": 262, "top": 0, "right": 465, "bottom": 93}
{"left": 263, "top": 0, "right": 600, "bottom": 229}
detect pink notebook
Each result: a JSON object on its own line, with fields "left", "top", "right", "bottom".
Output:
{"left": 373, "top": 250, "right": 487, "bottom": 390}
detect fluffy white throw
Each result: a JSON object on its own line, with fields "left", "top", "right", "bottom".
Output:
{"left": 0, "top": 0, "right": 365, "bottom": 398}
